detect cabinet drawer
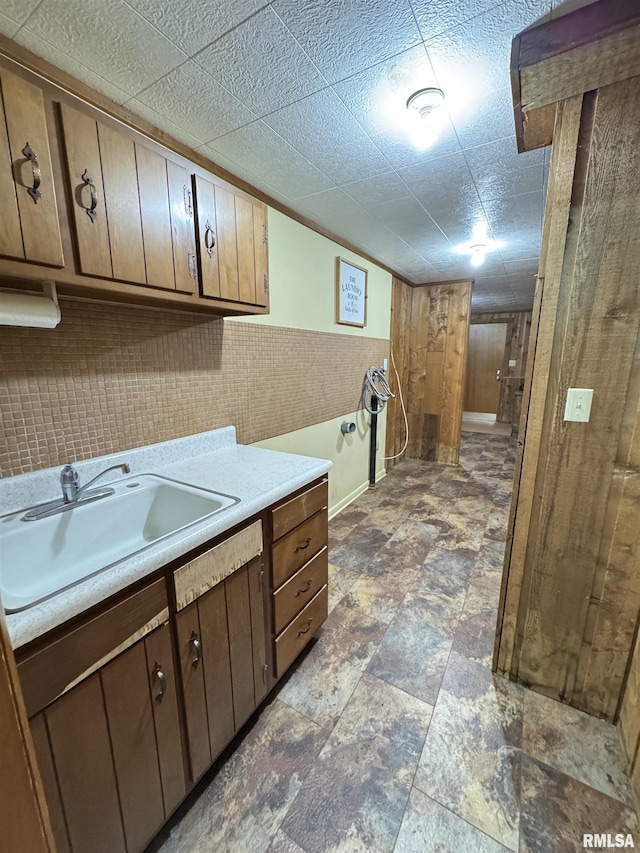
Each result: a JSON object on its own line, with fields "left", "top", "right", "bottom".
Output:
{"left": 18, "top": 578, "right": 168, "bottom": 718}
{"left": 272, "top": 510, "right": 328, "bottom": 590}
{"left": 173, "top": 519, "right": 262, "bottom": 610}
{"left": 274, "top": 585, "right": 328, "bottom": 678}
{"left": 272, "top": 479, "right": 328, "bottom": 541}
{"left": 273, "top": 547, "right": 328, "bottom": 636}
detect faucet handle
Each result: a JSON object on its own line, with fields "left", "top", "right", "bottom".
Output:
{"left": 60, "top": 464, "right": 79, "bottom": 503}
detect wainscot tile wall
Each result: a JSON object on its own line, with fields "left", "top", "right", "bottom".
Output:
{"left": 0, "top": 298, "right": 389, "bottom": 476}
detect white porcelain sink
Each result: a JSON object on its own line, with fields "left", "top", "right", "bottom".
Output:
{"left": 0, "top": 474, "right": 239, "bottom": 613}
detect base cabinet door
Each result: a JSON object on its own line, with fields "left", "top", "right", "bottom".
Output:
{"left": 176, "top": 554, "right": 270, "bottom": 783}
{"left": 31, "top": 623, "right": 185, "bottom": 853}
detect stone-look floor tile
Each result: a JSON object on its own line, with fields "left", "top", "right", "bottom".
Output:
{"left": 267, "top": 828, "right": 306, "bottom": 853}
{"left": 327, "top": 563, "right": 360, "bottom": 612}
{"left": 453, "top": 493, "right": 496, "bottom": 521}
{"left": 281, "top": 674, "right": 433, "bottom": 853}
{"left": 341, "top": 524, "right": 391, "bottom": 551}
{"left": 342, "top": 577, "right": 407, "bottom": 625}
{"left": 328, "top": 541, "right": 384, "bottom": 575}
{"left": 452, "top": 602, "right": 498, "bottom": 669}
{"left": 402, "top": 577, "right": 466, "bottom": 635}
{"left": 156, "top": 699, "right": 328, "bottom": 853}
{"left": 434, "top": 516, "right": 487, "bottom": 552}
{"left": 356, "top": 501, "right": 407, "bottom": 537}
{"left": 414, "top": 652, "right": 523, "bottom": 851}
{"left": 519, "top": 755, "right": 639, "bottom": 853}
{"left": 367, "top": 599, "right": 453, "bottom": 705}
{"left": 484, "top": 506, "right": 510, "bottom": 541}
{"left": 394, "top": 788, "right": 511, "bottom": 853}
{"left": 277, "top": 603, "right": 387, "bottom": 731}
{"left": 383, "top": 519, "right": 440, "bottom": 566}
{"left": 522, "top": 690, "right": 635, "bottom": 808}
{"left": 422, "top": 546, "right": 477, "bottom": 587}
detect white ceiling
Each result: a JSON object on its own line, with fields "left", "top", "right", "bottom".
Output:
{"left": 1, "top": 0, "right": 578, "bottom": 312}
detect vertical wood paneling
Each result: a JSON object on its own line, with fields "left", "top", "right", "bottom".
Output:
{"left": 166, "top": 160, "right": 196, "bottom": 294}
{"left": 236, "top": 195, "right": 256, "bottom": 304}
{"left": 385, "top": 277, "right": 411, "bottom": 468}
{"left": 401, "top": 280, "right": 472, "bottom": 466}
{"left": 135, "top": 144, "right": 175, "bottom": 290}
{"left": 495, "top": 77, "right": 640, "bottom": 722}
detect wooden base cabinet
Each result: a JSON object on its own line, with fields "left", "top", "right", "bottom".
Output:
{"left": 30, "top": 622, "right": 183, "bottom": 853}
{"left": 176, "top": 555, "right": 268, "bottom": 783}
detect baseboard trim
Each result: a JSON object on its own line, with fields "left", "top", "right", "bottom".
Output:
{"left": 462, "top": 411, "right": 497, "bottom": 423}
{"left": 328, "top": 468, "right": 387, "bottom": 520}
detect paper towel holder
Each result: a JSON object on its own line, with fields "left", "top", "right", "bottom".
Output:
{"left": 0, "top": 279, "right": 61, "bottom": 328}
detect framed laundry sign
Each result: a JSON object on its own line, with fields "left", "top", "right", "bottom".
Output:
{"left": 335, "top": 257, "right": 367, "bottom": 327}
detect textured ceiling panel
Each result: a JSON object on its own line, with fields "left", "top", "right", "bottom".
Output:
{"left": 132, "top": 61, "right": 256, "bottom": 144}
{"left": 273, "top": 0, "right": 423, "bottom": 84}
{"left": 22, "top": 0, "right": 187, "bottom": 97}
{"left": 123, "top": 0, "right": 268, "bottom": 56}
{"left": 206, "top": 120, "right": 335, "bottom": 200}
{"left": 263, "top": 88, "right": 389, "bottom": 185}
{"left": 194, "top": 8, "right": 326, "bottom": 115}
{"left": 3, "top": 0, "right": 562, "bottom": 310}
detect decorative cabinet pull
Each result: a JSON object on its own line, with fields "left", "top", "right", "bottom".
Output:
{"left": 153, "top": 662, "right": 166, "bottom": 702}
{"left": 264, "top": 273, "right": 269, "bottom": 294}
{"left": 296, "top": 578, "right": 313, "bottom": 596}
{"left": 262, "top": 663, "right": 268, "bottom": 684}
{"left": 188, "top": 252, "right": 197, "bottom": 280}
{"left": 183, "top": 185, "right": 192, "bottom": 217}
{"left": 258, "top": 564, "right": 264, "bottom": 592}
{"left": 81, "top": 169, "right": 98, "bottom": 222}
{"left": 262, "top": 224, "right": 268, "bottom": 245}
{"left": 296, "top": 618, "right": 313, "bottom": 637}
{"left": 496, "top": 369, "right": 501, "bottom": 381}
{"left": 190, "top": 631, "right": 202, "bottom": 668}
{"left": 204, "top": 221, "right": 216, "bottom": 257}
{"left": 295, "top": 537, "right": 311, "bottom": 553}
{"left": 22, "top": 142, "right": 41, "bottom": 204}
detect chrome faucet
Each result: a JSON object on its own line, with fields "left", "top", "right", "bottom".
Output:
{"left": 22, "top": 462, "right": 131, "bottom": 521}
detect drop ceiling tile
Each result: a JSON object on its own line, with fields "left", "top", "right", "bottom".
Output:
{"left": 0, "top": 13, "right": 19, "bottom": 37}
{"left": 411, "top": 0, "right": 504, "bottom": 40}
{"left": 427, "top": 201, "right": 493, "bottom": 247}
{"left": 23, "top": 0, "right": 187, "bottom": 97}
{"left": 13, "top": 28, "right": 133, "bottom": 104}
{"left": 332, "top": 44, "right": 461, "bottom": 168}
{"left": 0, "top": 0, "right": 41, "bottom": 28}
{"left": 125, "top": 98, "right": 205, "bottom": 150}
{"left": 503, "top": 258, "right": 539, "bottom": 277}
{"left": 194, "top": 7, "right": 326, "bottom": 116}
{"left": 296, "top": 187, "right": 398, "bottom": 250}
{"left": 424, "top": 0, "right": 550, "bottom": 143}
{"left": 369, "top": 196, "right": 444, "bottom": 250}
{"left": 464, "top": 135, "right": 544, "bottom": 201}
{"left": 400, "top": 151, "right": 481, "bottom": 215}
{"left": 123, "top": 0, "right": 268, "bottom": 56}
{"left": 133, "top": 61, "right": 255, "bottom": 143}
{"left": 454, "top": 84, "right": 516, "bottom": 150}
{"left": 342, "top": 172, "right": 413, "bottom": 209}
{"left": 272, "top": 0, "right": 423, "bottom": 84}
{"left": 484, "top": 191, "right": 543, "bottom": 238}
{"left": 262, "top": 89, "right": 388, "bottom": 185}
{"left": 206, "top": 121, "right": 335, "bottom": 200}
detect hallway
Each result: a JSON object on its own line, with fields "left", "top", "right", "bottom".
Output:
{"left": 152, "top": 433, "right": 638, "bottom": 852}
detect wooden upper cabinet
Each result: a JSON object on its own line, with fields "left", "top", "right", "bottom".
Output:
{"left": 135, "top": 143, "right": 176, "bottom": 290}
{"left": 0, "top": 68, "right": 64, "bottom": 267}
{"left": 193, "top": 174, "right": 269, "bottom": 308}
{"left": 166, "top": 160, "right": 197, "bottom": 294}
{"left": 59, "top": 103, "right": 111, "bottom": 278}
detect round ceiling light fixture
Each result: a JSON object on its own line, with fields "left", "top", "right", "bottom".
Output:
{"left": 469, "top": 243, "right": 488, "bottom": 267}
{"left": 406, "top": 87, "right": 445, "bottom": 121}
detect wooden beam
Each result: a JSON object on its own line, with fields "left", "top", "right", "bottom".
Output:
{"left": 511, "top": 0, "right": 640, "bottom": 150}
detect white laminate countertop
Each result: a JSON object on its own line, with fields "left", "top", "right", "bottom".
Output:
{"left": 1, "top": 427, "right": 332, "bottom": 650}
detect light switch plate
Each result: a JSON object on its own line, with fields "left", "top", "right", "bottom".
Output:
{"left": 564, "top": 388, "right": 593, "bottom": 422}
{"left": 509, "top": 359, "right": 517, "bottom": 367}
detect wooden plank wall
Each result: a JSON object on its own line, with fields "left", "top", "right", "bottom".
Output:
{"left": 494, "top": 78, "right": 640, "bottom": 725}
{"left": 471, "top": 311, "right": 532, "bottom": 425}
{"left": 386, "top": 279, "right": 472, "bottom": 467}
{"left": 385, "top": 277, "right": 411, "bottom": 470}
{"left": 619, "top": 627, "right": 640, "bottom": 806}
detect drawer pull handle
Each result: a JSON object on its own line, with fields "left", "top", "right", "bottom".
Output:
{"left": 296, "top": 579, "right": 313, "bottom": 596}
{"left": 153, "top": 663, "right": 166, "bottom": 702}
{"left": 81, "top": 169, "right": 98, "bottom": 222}
{"left": 22, "top": 142, "right": 42, "bottom": 203}
{"left": 296, "top": 618, "right": 313, "bottom": 637}
{"left": 190, "top": 631, "right": 202, "bottom": 668}
{"left": 295, "top": 537, "right": 312, "bottom": 553}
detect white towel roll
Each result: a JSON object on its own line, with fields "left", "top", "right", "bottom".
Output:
{"left": 0, "top": 291, "right": 61, "bottom": 328}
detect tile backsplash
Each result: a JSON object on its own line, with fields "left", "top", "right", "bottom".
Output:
{"left": 0, "top": 298, "right": 388, "bottom": 476}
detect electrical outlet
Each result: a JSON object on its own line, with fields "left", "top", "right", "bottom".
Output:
{"left": 564, "top": 388, "right": 593, "bottom": 422}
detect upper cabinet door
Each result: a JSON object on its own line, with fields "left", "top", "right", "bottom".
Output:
{"left": 0, "top": 68, "right": 64, "bottom": 267}
{"left": 215, "top": 185, "right": 240, "bottom": 302}
{"left": 166, "top": 160, "right": 197, "bottom": 294}
{"left": 97, "top": 123, "right": 147, "bottom": 285}
{"left": 193, "top": 174, "right": 220, "bottom": 299}
{"left": 59, "top": 103, "right": 112, "bottom": 278}
{"left": 253, "top": 203, "right": 269, "bottom": 308}
{"left": 135, "top": 143, "right": 176, "bottom": 291}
